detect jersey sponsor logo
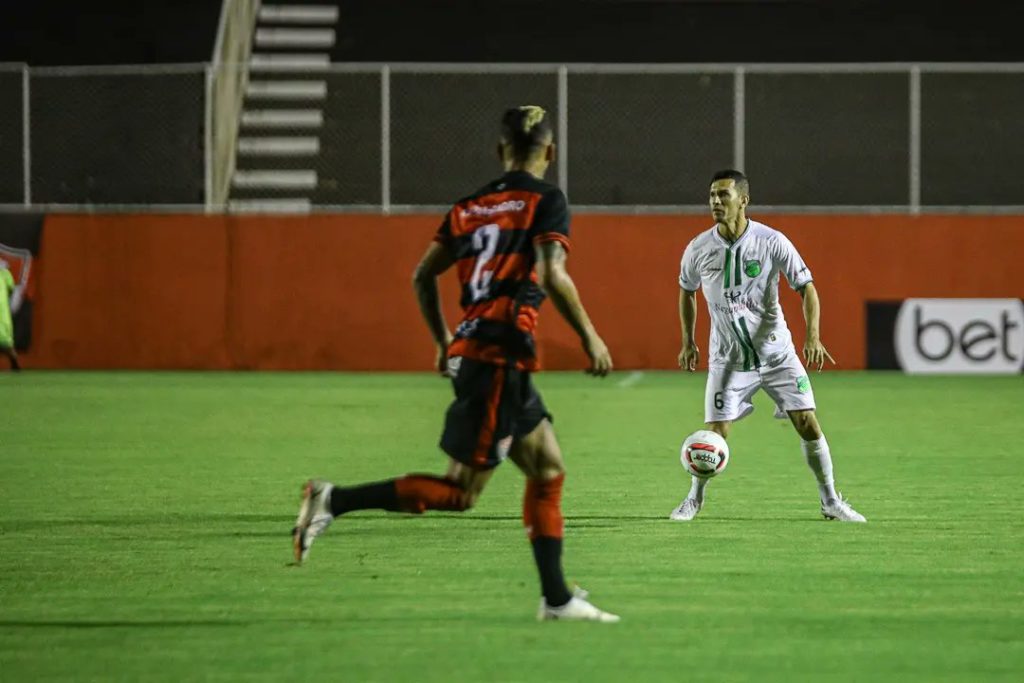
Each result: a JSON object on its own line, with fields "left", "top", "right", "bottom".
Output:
{"left": 460, "top": 199, "right": 526, "bottom": 219}
{"left": 894, "top": 298, "right": 1024, "bottom": 374}
{"left": 712, "top": 294, "right": 759, "bottom": 314}
{"left": 744, "top": 260, "right": 762, "bottom": 277}
{"left": 454, "top": 318, "right": 481, "bottom": 339}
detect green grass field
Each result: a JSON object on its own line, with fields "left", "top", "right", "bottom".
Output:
{"left": 1, "top": 371, "right": 1022, "bottom": 682}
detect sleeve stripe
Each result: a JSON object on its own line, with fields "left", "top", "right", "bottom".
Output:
{"left": 791, "top": 276, "right": 813, "bottom": 290}
{"left": 533, "top": 232, "right": 571, "bottom": 253}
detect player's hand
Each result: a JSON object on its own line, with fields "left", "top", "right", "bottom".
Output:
{"left": 583, "top": 334, "right": 613, "bottom": 378}
{"left": 435, "top": 346, "right": 450, "bottom": 377}
{"left": 436, "top": 336, "right": 454, "bottom": 377}
{"left": 803, "top": 337, "right": 836, "bottom": 372}
{"left": 678, "top": 341, "right": 700, "bottom": 372}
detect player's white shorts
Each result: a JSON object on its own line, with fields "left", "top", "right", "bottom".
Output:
{"left": 704, "top": 353, "right": 816, "bottom": 423}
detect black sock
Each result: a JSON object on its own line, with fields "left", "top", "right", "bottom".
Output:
{"left": 531, "top": 536, "right": 572, "bottom": 607}
{"left": 329, "top": 480, "right": 400, "bottom": 516}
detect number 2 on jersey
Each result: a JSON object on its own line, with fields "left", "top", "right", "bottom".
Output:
{"left": 469, "top": 223, "right": 500, "bottom": 302}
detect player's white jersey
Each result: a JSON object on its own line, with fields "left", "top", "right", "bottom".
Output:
{"left": 679, "top": 219, "right": 813, "bottom": 371}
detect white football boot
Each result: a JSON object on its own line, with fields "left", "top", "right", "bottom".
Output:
{"left": 668, "top": 498, "right": 702, "bottom": 521}
{"left": 292, "top": 479, "right": 335, "bottom": 563}
{"left": 821, "top": 494, "right": 867, "bottom": 523}
{"left": 538, "top": 587, "right": 620, "bottom": 623}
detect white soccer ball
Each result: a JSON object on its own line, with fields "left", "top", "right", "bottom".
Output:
{"left": 680, "top": 430, "right": 730, "bottom": 479}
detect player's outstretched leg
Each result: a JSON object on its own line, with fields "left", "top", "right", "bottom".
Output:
{"left": 669, "top": 421, "right": 729, "bottom": 521}
{"left": 511, "top": 420, "right": 619, "bottom": 623}
{"left": 789, "top": 410, "right": 866, "bottom": 523}
{"left": 291, "top": 463, "right": 492, "bottom": 564}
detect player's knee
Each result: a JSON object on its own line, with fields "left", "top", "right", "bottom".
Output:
{"left": 438, "top": 474, "right": 480, "bottom": 511}
{"left": 538, "top": 462, "right": 565, "bottom": 481}
{"left": 790, "top": 411, "right": 821, "bottom": 439}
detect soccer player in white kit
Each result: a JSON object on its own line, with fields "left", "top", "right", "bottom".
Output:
{"left": 671, "top": 170, "right": 865, "bottom": 523}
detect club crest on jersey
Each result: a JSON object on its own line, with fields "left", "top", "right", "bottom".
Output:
{"left": 744, "top": 260, "right": 762, "bottom": 277}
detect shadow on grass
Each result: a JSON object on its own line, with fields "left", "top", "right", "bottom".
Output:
{"left": 0, "top": 513, "right": 287, "bottom": 529}
{"left": 2, "top": 512, "right": 859, "bottom": 535}
{"left": 0, "top": 619, "right": 251, "bottom": 629}
{"left": 0, "top": 614, "right": 519, "bottom": 628}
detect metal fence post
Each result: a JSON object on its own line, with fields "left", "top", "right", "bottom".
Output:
{"left": 558, "top": 65, "right": 568, "bottom": 196}
{"left": 909, "top": 65, "right": 921, "bottom": 215}
{"left": 733, "top": 66, "right": 745, "bottom": 173}
{"left": 381, "top": 64, "right": 391, "bottom": 214}
{"left": 204, "top": 63, "right": 214, "bottom": 212}
{"left": 23, "top": 64, "right": 30, "bottom": 206}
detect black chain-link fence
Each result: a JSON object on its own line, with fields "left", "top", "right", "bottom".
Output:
{"left": 921, "top": 72, "right": 1024, "bottom": 206}
{"left": 744, "top": 72, "right": 911, "bottom": 206}
{"left": 389, "top": 71, "right": 559, "bottom": 206}
{"left": 0, "top": 64, "right": 1022, "bottom": 210}
{"left": 567, "top": 72, "right": 734, "bottom": 206}
{"left": 0, "top": 66, "right": 24, "bottom": 204}
{"left": 29, "top": 66, "right": 205, "bottom": 205}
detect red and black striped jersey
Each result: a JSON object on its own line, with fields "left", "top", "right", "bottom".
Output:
{"left": 434, "top": 170, "right": 571, "bottom": 371}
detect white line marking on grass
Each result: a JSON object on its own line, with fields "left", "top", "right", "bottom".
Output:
{"left": 617, "top": 371, "right": 645, "bottom": 388}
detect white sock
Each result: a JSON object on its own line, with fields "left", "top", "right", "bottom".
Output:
{"left": 687, "top": 476, "right": 708, "bottom": 504}
{"left": 802, "top": 436, "right": 838, "bottom": 504}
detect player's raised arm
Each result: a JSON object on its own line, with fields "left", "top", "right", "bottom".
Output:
{"left": 798, "top": 282, "right": 835, "bottom": 371}
{"left": 535, "top": 240, "right": 612, "bottom": 377}
{"left": 412, "top": 239, "right": 456, "bottom": 376}
{"left": 678, "top": 288, "right": 700, "bottom": 371}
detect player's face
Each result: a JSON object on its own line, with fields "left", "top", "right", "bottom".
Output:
{"left": 709, "top": 179, "right": 746, "bottom": 223}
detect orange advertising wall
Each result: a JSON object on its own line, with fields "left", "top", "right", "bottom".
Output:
{"left": 23, "top": 213, "right": 1024, "bottom": 370}
{"left": 32, "top": 215, "right": 230, "bottom": 369}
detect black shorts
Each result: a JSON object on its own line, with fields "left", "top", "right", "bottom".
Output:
{"left": 440, "top": 357, "right": 552, "bottom": 470}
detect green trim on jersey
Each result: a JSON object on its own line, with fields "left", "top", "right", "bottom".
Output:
{"left": 729, "top": 320, "right": 751, "bottom": 370}
{"left": 738, "top": 318, "right": 761, "bottom": 369}
{"left": 723, "top": 246, "right": 744, "bottom": 289}
{"left": 728, "top": 318, "right": 761, "bottom": 371}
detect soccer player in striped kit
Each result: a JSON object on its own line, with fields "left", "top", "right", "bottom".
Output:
{"left": 292, "top": 106, "right": 619, "bottom": 622}
{"left": 671, "top": 170, "right": 866, "bottom": 523}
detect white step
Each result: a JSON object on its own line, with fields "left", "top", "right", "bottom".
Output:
{"left": 255, "top": 28, "right": 336, "bottom": 48}
{"left": 241, "top": 109, "right": 323, "bottom": 128}
{"left": 246, "top": 80, "right": 327, "bottom": 100}
{"left": 259, "top": 4, "right": 340, "bottom": 24}
{"left": 228, "top": 198, "right": 313, "bottom": 214}
{"left": 238, "top": 136, "right": 320, "bottom": 156}
{"left": 233, "top": 170, "right": 317, "bottom": 190}
{"left": 249, "top": 53, "right": 330, "bottom": 72}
